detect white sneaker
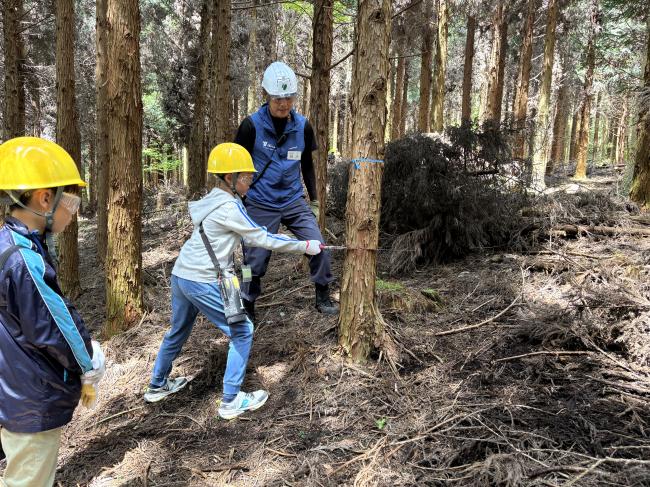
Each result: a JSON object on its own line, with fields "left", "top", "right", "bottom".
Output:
{"left": 144, "top": 377, "right": 188, "bottom": 403}
{"left": 218, "top": 390, "right": 269, "bottom": 419}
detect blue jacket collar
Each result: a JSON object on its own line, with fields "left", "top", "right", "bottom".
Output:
{"left": 4, "top": 216, "right": 48, "bottom": 256}
{"left": 258, "top": 103, "right": 298, "bottom": 137}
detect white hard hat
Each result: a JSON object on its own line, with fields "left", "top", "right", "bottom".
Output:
{"left": 262, "top": 61, "right": 298, "bottom": 98}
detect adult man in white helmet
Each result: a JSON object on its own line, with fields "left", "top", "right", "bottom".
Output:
{"left": 234, "top": 61, "right": 338, "bottom": 321}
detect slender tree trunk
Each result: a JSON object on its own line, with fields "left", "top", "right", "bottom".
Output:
{"left": 512, "top": 0, "right": 535, "bottom": 158}
{"left": 105, "top": 0, "right": 144, "bottom": 335}
{"left": 55, "top": 0, "right": 82, "bottom": 298}
{"left": 391, "top": 53, "right": 405, "bottom": 140}
{"left": 574, "top": 0, "right": 598, "bottom": 180}
{"left": 591, "top": 91, "right": 601, "bottom": 163}
{"left": 629, "top": 21, "right": 650, "bottom": 206}
{"left": 418, "top": 0, "right": 433, "bottom": 132}
{"left": 548, "top": 70, "right": 569, "bottom": 173}
{"left": 339, "top": 0, "right": 391, "bottom": 362}
{"left": 187, "top": 0, "right": 210, "bottom": 199}
{"left": 3, "top": 0, "right": 25, "bottom": 138}
{"left": 615, "top": 99, "right": 628, "bottom": 165}
{"left": 385, "top": 57, "right": 395, "bottom": 141}
{"left": 484, "top": 1, "right": 508, "bottom": 125}
{"left": 96, "top": 0, "right": 109, "bottom": 263}
{"left": 530, "top": 0, "right": 559, "bottom": 189}
{"left": 247, "top": 5, "right": 259, "bottom": 112}
{"left": 430, "top": 0, "right": 447, "bottom": 132}
{"left": 209, "top": 0, "right": 232, "bottom": 147}
{"left": 461, "top": 15, "right": 476, "bottom": 124}
{"left": 310, "top": 0, "right": 334, "bottom": 232}
{"left": 26, "top": 66, "right": 41, "bottom": 136}
{"left": 400, "top": 58, "right": 410, "bottom": 136}
{"left": 332, "top": 96, "right": 340, "bottom": 153}
{"left": 88, "top": 135, "right": 97, "bottom": 214}
{"left": 568, "top": 105, "right": 580, "bottom": 164}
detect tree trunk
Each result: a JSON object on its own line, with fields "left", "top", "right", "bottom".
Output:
{"left": 25, "top": 66, "right": 41, "bottom": 137}
{"left": 400, "top": 58, "right": 410, "bottom": 135}
{"left": 530, "top": 0, "right": 559, "bottom": 189}
{"left": 310, "top": 0, "right": 334, "bottom": 232}
{"left": 484, "top": 1, "right": 508, "bottom": 125}
{"left": 339, "top": 0, "right": 391, "bottom": 362}
{"left": 105, "top": 0, "right": 144, "bottom": 335}
{"left": 574, "top": 0, "right": 597, "bottom": 180}
{"left": 461, "top": 15, "right": 476, "bottom": 124}
{"left": 55, "top": 0, "right": 82, "bottom": 299}
{"left": 3, "top": 0, "right": 26, "bottom": 138}
{"left": 430, "top": 0, "right": 447, "bottom": 132}
{"left": 512, "top": 0, "right": 535, "bottom": 158}
{"left": 615, "top": 99, "right": 628, "bottom": 165}
{"left": 187, "top": 0, "right": 210, "bottom": 199}
{"left": 247, "top": 5, "right": 259, "bottom": 112}
{"left": 332, "top": 96, "right": 340, "bottom": 154}
{"left": 209, "top": 0, "right": 232, "bottom": 147}
{"left": 391, "top": 53, "right": 405, "bottom": 140}
{"left": 418, "top": 0, "right": 433, "bottom": 132}
{"left": 591, "top": 91, "right": 601, "bottom": 163}
{"left": 629, "top": 20, "right": 650, "bottom": 206}
{"left": 96, "top": 0, "right": 109, "bottom": 263}
{"left": 88, "top": 135, "right": 97, "bottom": 214}
{"left": 548, "top": 69, "right": 569, "bottom": 173}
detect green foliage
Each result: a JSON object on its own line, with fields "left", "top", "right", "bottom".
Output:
{"left": 375, "top": 417, "right": 387, "bottom": 430}
{"left": 143, "top": 143, "right": 181, "bottom": 175}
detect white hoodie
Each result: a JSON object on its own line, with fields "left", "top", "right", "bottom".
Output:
{"left": 172, "top": 188, "right": 307, "bottom": 283}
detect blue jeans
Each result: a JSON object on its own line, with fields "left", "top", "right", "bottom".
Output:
{"left": 241, "top": 197, "right": 333, "bottom": 301}
{"left": 150, "top": 275, "right": 254, "bottom": 397}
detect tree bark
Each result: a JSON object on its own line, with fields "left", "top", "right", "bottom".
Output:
{"left": 430, "top": 0, "right": 447, "bottom": 132}
{"left": 461, "top": 15, "right": 476, "bottom": 124}
{"left": 512, "top": 0, "right": 535, "bottom": 158}
{"left": 187, "top": 0, "right": 211, "bottom": 199}
{"left": 574, "top": 0, "right": 598, "bottom": 180}
{"left": 310, "top": 0, "right": 334, "bottom": 232}
{"left": 88, "top": 134, "right": 97, "bottom": 214}
{"left": 105, "top": 0, "right": 144, "bottom": 335}
{"left": 96, "top": 0, "right": 109, "bottom": 263}
{"left": 484, "top": 1, "right": 508, "bottom": 125}
{"left": 399, "top": 58, "right": 410, "bottom": 135}
{"left": 630, "top": 21, "right": 650, "bottom": 206}
{"left": 531, "top": 0, "right": 559, "bottom": 189}
{"left": 615, "top": 98, "right": 628, "bottom": 165}
{"left": 3, "top": 0, "right": 25, "bottom": 138}
{"left": 55, "top": 0, "right": 82, "bottom": 299}
{"left": 339, "top": 0, "right": 391, "bottom": 362}
{"left": 591, "top": 91, "right": 602, "bottom": 163}
{"left": 548, "top": 69, "right": 569, "bottom": 173}
{"left": 209, "top": 0, "right": 232, "bottom": 147}
{"left": 568, "top": 103, "right": 580, "bottom": 164}
{"left": 247, "top": 5, "right": 259, "bottom": 112}
{"left": 391, "top": 53, "right": 405, "bottom": 140}
{"left": 630, "top": 19, "right": 650, "bottom": 207}
{"left": 418, "top": 0, "right": 433, "bottom": 132}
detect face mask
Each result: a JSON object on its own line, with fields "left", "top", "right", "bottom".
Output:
{"left": 59, "top": 192, "right": 81, "bottom": 215}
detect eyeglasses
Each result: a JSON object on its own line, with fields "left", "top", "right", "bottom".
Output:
{"left": 59, "top": 192, "right": 81, "bottom": 215}
{"left": 269, "top": 96, "right": 296, "bottom": 105}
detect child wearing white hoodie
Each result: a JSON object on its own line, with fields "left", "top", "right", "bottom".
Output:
{"left": 144, "top": 143, "right": 321, "bottom": 419}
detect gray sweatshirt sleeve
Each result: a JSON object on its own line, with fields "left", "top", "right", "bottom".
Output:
{"left": 217, "top": 202, "right": 308, "bottom": 253}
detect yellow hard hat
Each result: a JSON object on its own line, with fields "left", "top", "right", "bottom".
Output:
{"left": 0, "top": 137, "right": 86, "bottom": 190}
{"left": 207, "top": 143, "right": 256, "bottom": 174}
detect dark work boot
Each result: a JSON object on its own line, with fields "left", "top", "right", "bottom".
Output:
{"left": 243, "top": 298, "right": 256, "bottom": 323}
{"left": 315, "top": 284, "right": 339, "bottom": 315}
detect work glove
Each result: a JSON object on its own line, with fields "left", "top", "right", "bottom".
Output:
{"left": 304, "top": 240, "right": 322, "bottom": 256}
{"left": 309, "top": 200, "right": 320, "bottom": 220}
{"left": 80, "top": 340, "right": 106, "bottom": 409}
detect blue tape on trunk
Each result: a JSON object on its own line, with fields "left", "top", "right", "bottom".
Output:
{"left": 351, "top": 158, "right": 384, "bottom": 169}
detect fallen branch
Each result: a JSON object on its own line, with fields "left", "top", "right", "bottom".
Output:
{"left": 94, "top": 406, "right": 145, "bottom": 427}
{"left": 551, "top": 224, "right": 650, "bottom": 238}
{"left": 434, "top": 295, "right": 521, "bottom": 337}
{"left": 495, "top": 350, "right": 592, "bottom": 363}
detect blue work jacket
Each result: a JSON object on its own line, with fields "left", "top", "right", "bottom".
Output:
{"left": 246, "top": 104, "right": 307, "bottom": 208}
{"left": 0, "top": 217, "right": 93, "bottom": 433}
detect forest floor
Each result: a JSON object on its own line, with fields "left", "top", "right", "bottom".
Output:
{"left": 22, "top": 166, "right": 650, "bottom": 486}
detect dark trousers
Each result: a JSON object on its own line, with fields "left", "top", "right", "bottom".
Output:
{"left": 241, "top": 197, "right": 333, "bottom": 301}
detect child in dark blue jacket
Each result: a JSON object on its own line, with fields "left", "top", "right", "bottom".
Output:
{"left": 0, "top": 137, "right": 105, "bottom": 487}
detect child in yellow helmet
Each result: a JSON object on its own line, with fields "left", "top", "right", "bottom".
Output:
{"left": 0, "top": 137, "right": 105, "bottom": 487}
{"left": 145, "top": 142, "right": 322, "bottom": 419}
